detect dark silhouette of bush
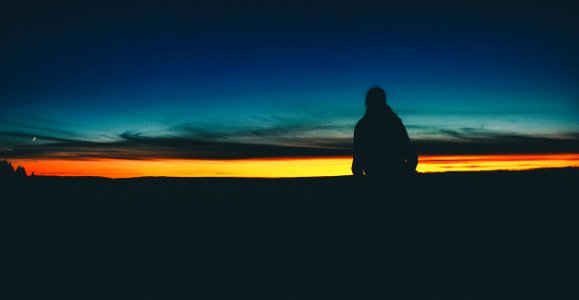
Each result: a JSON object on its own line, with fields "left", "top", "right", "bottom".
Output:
{"left": 0, "top": 160, "right": 14, "bottom": 177}
{"left": 0, "top": 159, "right": 28, "bottom": 178}
{"left": 15, "top": 165, "right": 27, "bottom": 177}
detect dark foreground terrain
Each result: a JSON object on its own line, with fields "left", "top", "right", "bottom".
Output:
{"left": 2, "top": 168, "right": 578, "bottom": 299}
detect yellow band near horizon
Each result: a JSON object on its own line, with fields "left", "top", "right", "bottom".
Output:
{"left": 9, "top": 153, "right": 579, "bottom": 178}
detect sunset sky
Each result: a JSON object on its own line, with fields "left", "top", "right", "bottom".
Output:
{"left": 1, "top": 1, "right": 578, "bottom": 177}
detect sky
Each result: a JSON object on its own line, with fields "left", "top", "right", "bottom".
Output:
{"left": 1, "top": 1, "right": 578, "bottom": 177}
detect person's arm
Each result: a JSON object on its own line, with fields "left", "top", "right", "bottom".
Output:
{"left": 351, "top": 123, "right": 365, "bottom": 176}
{"left": 399, "top": 119, "right": 418, "bottom": 172}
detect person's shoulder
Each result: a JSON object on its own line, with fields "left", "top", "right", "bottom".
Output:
{"left": 393, "top": 113, "right": 403, "bottom": 124}
{"left": 386, "top": 107, "right": 403, "bottom": 122}
{"left": 354, "top": 118, "right": 367, "bottom": 135}
{"left": 355, "top": 116, "right": 369, "bottom": 128}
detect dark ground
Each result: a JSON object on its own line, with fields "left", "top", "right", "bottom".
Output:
{"left": 2, "top": 168, "right": 578, "bottom": 299}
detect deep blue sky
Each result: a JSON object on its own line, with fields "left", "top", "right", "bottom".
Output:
{"left": 1, "top": 1, "right": 578, "bottom": 160}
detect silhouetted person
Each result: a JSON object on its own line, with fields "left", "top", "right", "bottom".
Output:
{"left": 352, "top": 87, "right": 418, "bottom": 176}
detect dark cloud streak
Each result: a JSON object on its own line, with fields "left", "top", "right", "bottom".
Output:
{"left": 0, "top": 130, "right": 352, "bottom": 160}
{"left": 1, "top": 126, "right": 578, "bottom": 160}
{"left": 415, "top": 129, "right": 579, "bottom": 155}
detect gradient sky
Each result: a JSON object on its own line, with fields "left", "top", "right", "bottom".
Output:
{"left": 1, "top": 1, "right": 578, "bottom": 176}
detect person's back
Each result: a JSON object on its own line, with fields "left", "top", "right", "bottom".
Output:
{"left": 352, "top": 87, "right": 417, "bottom": 176}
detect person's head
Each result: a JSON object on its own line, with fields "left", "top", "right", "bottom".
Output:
{"left": 365, "top": 87, "right": 387, "bottom": 110}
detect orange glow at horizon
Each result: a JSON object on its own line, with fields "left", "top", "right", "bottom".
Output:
{"left": 10, "top": 153, "right": 579, "bottom": 178}
{"left": 417, "top": 153, "right": 579, "bottom": 173}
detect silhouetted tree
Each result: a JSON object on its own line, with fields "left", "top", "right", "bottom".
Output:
{"left": 0, "top": 159, "right": 28, "bottom": 178}
{"left": 15, "top": 166, "right": 27, "bottom": 177}
{"left": 0, "top": 159, "right": 15, "bottom": 177}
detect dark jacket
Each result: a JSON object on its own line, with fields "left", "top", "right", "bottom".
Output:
{"left": 352, "top": 105, "right": 417, "bottom": 176}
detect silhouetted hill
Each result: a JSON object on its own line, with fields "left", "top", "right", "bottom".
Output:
{"left": 2, "top": 168, "right": 578, "bottom": 299}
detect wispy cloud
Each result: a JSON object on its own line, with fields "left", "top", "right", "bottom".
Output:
{"left": 415, "top": 128, "right": 579, "bottom": 154}
{"left": 1, "top": 123, "right": 578, "bottom": 160}
{"left": 0, "top": 124, "right": 352, "bottom": 160}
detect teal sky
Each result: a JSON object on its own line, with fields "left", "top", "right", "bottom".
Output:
{"left": 1, "top": 1, "right": 578, "bottom": 159}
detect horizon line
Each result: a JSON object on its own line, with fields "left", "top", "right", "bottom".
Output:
{"left": 6, "top": 153, "right": 579, "bottom": 178}
{"left": 18, "top": 166, "right": 579, "bottom": 180}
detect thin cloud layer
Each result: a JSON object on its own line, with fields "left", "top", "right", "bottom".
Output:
{"left": 0, "top": 126, "right": 352, "bottom": 160}
{"left": 415, "top": 129, "right": 579, "bottom": 155}
{"left": 1, "top": 125, "right": 578, "bottom": 160}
